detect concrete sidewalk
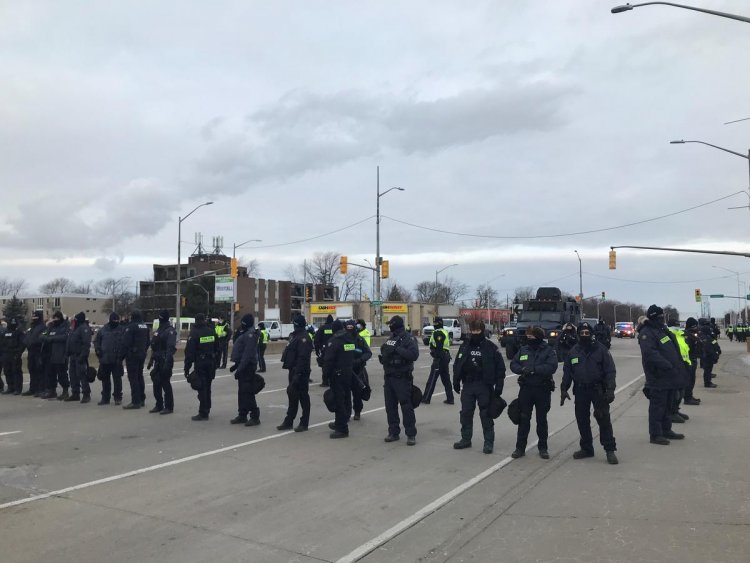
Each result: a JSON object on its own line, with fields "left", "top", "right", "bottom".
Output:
{"left": 365, "top": 348, "right": 750, "bottom": 563}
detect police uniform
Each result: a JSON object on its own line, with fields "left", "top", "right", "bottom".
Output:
{"left": 230, "top": 316, "right": 261, "bottom": 425}
{"left": 148, "top": 311, "right": 177, "bottom": 413}
{"left": 423, "top": 319, "right": 454, "bottom": 404}
{"left": 122, "top": 311, "right": 151, "bottom": 409}
{"left": 639, "top": 305, "right": 684, "bottom": 444}
{"left": 594, "top": 320, "right": 611, "bottom": 349}
{"left": 561, "top": 324, "right": 617, "bottom": 462}
{"left": 452, "top": 332, "right": 506, "bottom": 453}
{"left": 378, "top": 316, "right": 420, "bottom": 444}
{"left": 350, "top": 321, "right": 372, "bottom": 420}
{"left": 94, "top": 313, "right": 125, "bottom": 405}
{"left": 323, "top": 320, "right": 358, "bottom": 437}
{"left": 66, "top": 312, "right": 92, "bottom": 402}
{"left": 314, "top": 315, "right": 336, "bottom": 385}
{"left": 43, "top": 314, "right": 70, "bottom": 399}
{"left": 668, "top": 323, "right": 691, "bottom": 422}
{"left": 700, "top": 325, "right": 720, "bottom": 388}
{"left": 510, "top": 328, "right": 558, "bottom": 458}
{"left": 215, "top": 319, "right": 232, "bottom": 369}
{"left": 23, "top": 312, "right": 46, "bottom": 396}
{"left": 257, "top": 323, "right": 269, "bottom": 372}
{"left": 278, "top": 316, "right": 314, "bottom": 431}
{"left": 185, "top": 314, "right": 218, "bottom": 420}
{"left": 683, "top": 317, "right": 702, "bottom": 404}
{"left": 1, "top": 319, "right": 25, "bottom": 395}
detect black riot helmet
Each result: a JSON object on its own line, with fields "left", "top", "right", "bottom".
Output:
{"left": 434, "top": 317, "right": 444, "bottom": 329}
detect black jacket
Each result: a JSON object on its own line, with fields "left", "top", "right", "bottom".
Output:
{"left": 510, "top": 342, "right": 558, "bottom": 386}
{"left": 561, "top": 341, "right": 616, "bottom": 392}
{"left": 638, "top": 319, "right": 682, "bottom": 389}
{"left": 323, "top": 329, "right": 365, "bottom": 378}
{"left": 150, "top": 322, "right": 177, "bottom": 361}
{"left": 185, "top": 323, "right": 218, "bottom": 372}
{"left": 45, "top": 320, "right": 70, "bottom": 364}
{"left": 232, "top": 327, "right": 258, "bottom": 374}
{"left": 378, "top": 327, "right": 420, "bottom": 377}
{"left": 684, "top": 326, "right": 703, "bottom": 361}
{"left": 2, "top": 325, "right": 25, "bottom": 358}
{"left": 453, "top": 336, "right": 506, "bottom": 393}
{"left": 314, "top": 320, "right": 336, "bottom": 356}
{"left": 24, "top": 320, "right": 46, "bottom": 356}
{"left": 700, "top": 327, "right": 720, "bottom": 364}
{"left": 282, "top": 327, "right": 314, "bottom": 374}
{"left": 95, "top": 322, "right": 125, "bottom": 364}
{"left": 122, "top": 319, "right": 150, "bottom": 361}
{"left": 67, "top": 321, "right": 92, "bottom": 361}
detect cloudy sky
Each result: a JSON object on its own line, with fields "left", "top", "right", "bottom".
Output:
{"left": 2, "top": 0, "right": 750, "bottom": 319}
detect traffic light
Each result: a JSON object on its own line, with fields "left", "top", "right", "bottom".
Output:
{"left": 695, "top": 288, "right": 702, "bottom": 302}
{"left": 601, "top": 291, "right": 606, "bottom": 301}
{"left": 608, "top": 250, "right": 616, "bottom": 270}
{"left": 340, "top": 255, "right": 348, "bottom": 275}
{"left": 381, "top": 260, "right": 389, "bottom": 279}
{"left": 305, "top": 285, "right": 311, "bottom": 302}
{"left": 230, "top": 257, "right": 238, "bottom": 278}
{"left": 181, "top": 296, "right": 186, "bottom": 307}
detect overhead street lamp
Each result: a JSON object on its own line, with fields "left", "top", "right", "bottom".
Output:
{"left": 375, "top": 166, "right": 405, "bottom": 335}
{"left": 176, "top": 202, "right": 214, "bottom": 335}
{"left": 191, "top": 284, "right": 211, "bottom": 317}
{"left": 574, "top": 250, "right": 583, "bottom": 310}
{"left": 435, "top": 264, "right": 459, "bottom": 308}
{"left": 611, "top": 2, "right": 750, "bottom": 24}
{"left": 712, "top": 265, "right": 746, "bottom": 325}
{"left": 230, "top": 239, "right": 262, "bottom": 330}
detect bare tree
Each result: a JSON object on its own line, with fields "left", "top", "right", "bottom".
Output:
{"left": 0, "top": 278, "right": 27, "bottom": 296}
{"left": 413, "top": 277, "right": 467, "bottom": 304}
{"left": 72, "top": 279, "right": 95, "bottom": 294}
{"left": 513, "top": 286, "right": 535, "bottom": 304}
{"left": 308, "top": 251, "right": 340, "bottom": 286}
{"left": 475, "top": 284, "right": 499, "bottom": 308}
{"left": 39, "top": 277, "right": 76, "bottom": 294}
{"left": 340, "top": 268, "right": 365, "bottom": 301}
{"left": 238, "top": 257, "right": 261, "bottom": 277}
{"left": 414, "top": 281, "right": 435, "bottom": 303}
{"left": 384, "top": 281, "right": 412, "bottom": 302}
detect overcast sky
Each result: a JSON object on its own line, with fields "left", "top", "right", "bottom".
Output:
{"left": 2, "top": 0, "right": 750, "bottom": 319}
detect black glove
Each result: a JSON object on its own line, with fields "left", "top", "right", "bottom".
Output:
{"left": 229, "top": 363, "right": 238, "bottom": 373}
{"left": 453, "top": 381, "right": 461, "bottom": 394}
{"left": 494, "top": 386, "right": 503, "bottom": 398}
{"left": 561, "top": 390, "right": 571, "bottom": 406}
{"left": 184, "top": 368, "right": 190, "bottom": 378}
{"left": 147, "top": 358, "right": 154, "bottom": 370}
{"left": 605, "top": 388, "right": 615, "bottom": 404}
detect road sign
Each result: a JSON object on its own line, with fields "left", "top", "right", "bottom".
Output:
{"left": 371, "top": 300, "right": 383, "bottom": 306}
{"left": 747, "top": 294, "right": 750, "bottom": 300}
{"left": 709, "top": 294, "right": 724, "bottom": 298}
{"left": 215, "top": 275, "right": 234, "bottom": 303}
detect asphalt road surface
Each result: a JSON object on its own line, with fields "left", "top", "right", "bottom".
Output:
{"left": 1, "top": 338, "right": 748, "bottom": 562}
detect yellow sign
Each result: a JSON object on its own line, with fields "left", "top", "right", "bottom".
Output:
{"left": 383, "top": 303, "right": 408, "bottom": 314}
{"left": 311, "top": 304, "right": 337, "bottom": 314}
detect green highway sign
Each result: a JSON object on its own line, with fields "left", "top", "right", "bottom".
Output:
{"left": 747, "top": 295, "right": 750, "bottom": 300}
{"left": 709, "top": 294, "right": 724, "bottom": 298}
{"left": 371, "top": 300, "right": 383, "bottom": 305}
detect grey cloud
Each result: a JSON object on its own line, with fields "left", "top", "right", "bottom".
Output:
{"left": 186, "top": 81, "right": 575, "bottom": 195}
{"left": 94, "top": 253, "right": 124, "bottom": 273}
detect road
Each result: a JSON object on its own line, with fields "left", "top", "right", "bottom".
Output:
{"left": 0, "top": 338, "right": 748, "bottom": 562}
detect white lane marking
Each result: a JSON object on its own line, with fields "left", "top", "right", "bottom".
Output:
{"left": 0, "top": 394, "right": 441, "bottom": 510}
{"left": 0, "top": 431, "right": 22, "bottom": 437}
{"left": 335, "top": 373, "right": 645, "bottom": 563}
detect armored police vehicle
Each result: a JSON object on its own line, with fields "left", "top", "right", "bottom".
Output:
{"left": 503, "top": 287, "right": 580, "bottom": 361}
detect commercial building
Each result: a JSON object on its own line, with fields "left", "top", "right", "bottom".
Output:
{"left": 1, "top": 294, "right": 112, "bottom": 326}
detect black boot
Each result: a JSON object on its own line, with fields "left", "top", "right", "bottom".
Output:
{"left": 606, "top": 451, "right": 619, "bottom": 465}
{"left": 573, "top": 450, "right": 595, "bottom": 459}
{"left": 230, "top": 415, "right": 247, "bottom": 424}
{"left": 64, "top": 393, "right": 80, "bottom": 402}
{"left": 276, "top": 421, "right": 293, "bottom": 431}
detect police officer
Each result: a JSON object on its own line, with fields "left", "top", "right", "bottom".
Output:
{"left": 560, "top": 322, "right": 618, "bottom": 464}
{"left": 147, "top": 309, "right": 177, "bottom": 414}
{"left": 23, "top": 311, "right": 46, "bottom": 396}
{"left": 257, "top": 322, "right": 269, "bottom": 372}
{"left": 43, "top": 311, "right": 70, "bottom": 400}
{"left": 185, "top": 313, "right": 218, "bottom": 421}
{"left": 594, "top": 319, "right": 611, "bottom": 349}
{"left": 378, "top": 315, "right": 420, "bottom": 445}
{"left": 683, "top": 317, "right": 702, "bottom": 405}
{"left": 314, "top": 314, "right": 336, "bottom": 386}
{"left": 66, "top": 312, "right": 92, "bottom": 403}
{"left": 452, "top": 319, "right": 506, "bottom": 454}
{"left": 94, "top": 312, "right": 125, "bottom": 405}
{"left": 510, "top": 326, "right": 558, "bottom": 459}
{"left": 215, "top": 315, "right": 232, "bottom": 369}
{"left": 422, "top": 317, "right": 454, "bottom": 405}
{"left": 557, "top": 322, "right": 578, "bottom": 361}
{"left": 277, "top": 314, "right": 314, "bottom": 432}
{"left": 700, "top": 323, "right": 720, "bottom": 389}
{"left": 122, "top": 310, "right": 150, "bottom": 410}
{"left": 229, "top": 314, "right": 260, "bottom": 426}
{"left": 667, "top": 319, "right": 690, "bottom": 423}
{"left": 348, "top": 319, "right": 372, "bottom": 421}
{"left": 323, "top": 320, "right": 358, "bottom": 438}
{"left": 2, "top": 318, "right": 25, "bottom": 395}
{"left": 638, "top": 305, "right": 684, "bottom": 445}
{"left": 726, "top": 324, "right": 734, "bottom": 342}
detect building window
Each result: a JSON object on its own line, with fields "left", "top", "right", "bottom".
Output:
{"left": 54, "top": 298, "right": 61, "bottom": 307}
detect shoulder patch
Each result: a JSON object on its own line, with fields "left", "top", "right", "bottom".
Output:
{"left": 571, "top": 357, "right": 579, "bottom": 365}
{"left": 519, "top": 354, "right": 529, "bottom": 361}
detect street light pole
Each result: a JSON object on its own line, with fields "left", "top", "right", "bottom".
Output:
{"left": 574, "top": 250, "right": 583, "bottom": 312}
{"left": 612, "top": 2, "right": 750, "bottom": 24}
{"left": 712, "top": 265, "right": 742, "bottom": 326}
{"left": 375, "top": 166, "right": 405, "bottom": 335}
{"left": 176, "top": 201, "right": 213, "bottom": 336}
{"left": 230, "top": 238, "right": 262, "bottom": 330}
{"left": 671, "top": 140, "right": 750, "bottom": 194}
{"left": 435, "top": 263, "right": 459, "bottom": 314}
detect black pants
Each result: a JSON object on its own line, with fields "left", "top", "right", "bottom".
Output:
{"left": 69, "top": 357, "right": 90, "bottom": 396}
{"left": 237, "top": 366, "right": 259, "bottom": 420}
{"left": 423, "top": 352, "right": 453, "bottom": 403}
{"left": 351, "top": 366, "right": 368, "bottom": 415}
{"left": 152, "top": 358, "right": 174, "bottom": 410}
{"left": 100, "top": 362, "right": 124, "bottom": 403}
{"left": 459, "top": 380, "right": 493, "bottom": 444}
{"left": 685, "top": 361, "right": 698, "bottom": 399}
{"left": 219, "top": 340, "right": 229, "bottom": 368}
{"left": 574, "top": 387, "right": 616, "bottom": 453}
{"left": 671, "top": 388, "right": 684, "bottom": 415}
{"left": 258, "top": 344, "right": 267, "bottom": 372}
{"left": 27, "top": 352, "right": 43, "bottom": 393}
{"left": 2, "top": 356, "right": 22, "bottom": 393}
{"left": 47, "top": 362, "right": 68, "bottom": 392}
{"left": 648, "top": 387, "right": 674, "bottom": 438}
{"left": 702, "top": 360, "right": 714, "bottom": 386}
{"left": 384, "top": 374, "right": 416, "bottom": 438}
{"left": 196, "top": 360, "right": 215, "bottom": 416}
{"left": 284, "top": 369, "right": 310, "bottom": 426}
{"left": 515, "top": 385, "right": 551, "bottom": 451}
{"left": 332, "top": 370, "right": 352, "bottom": 433}
{"left": 126, "top": 357, "right": 146, "bottom": 405}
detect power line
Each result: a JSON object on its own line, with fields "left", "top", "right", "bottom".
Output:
{"left": 382, "top": 191, "right": 745, "bottom": 240}
{"left": 248, "top": 216, "right": 375, "bottom": 249}
{"left": 583, "top": 271, "right": 750, "bottom": 285}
